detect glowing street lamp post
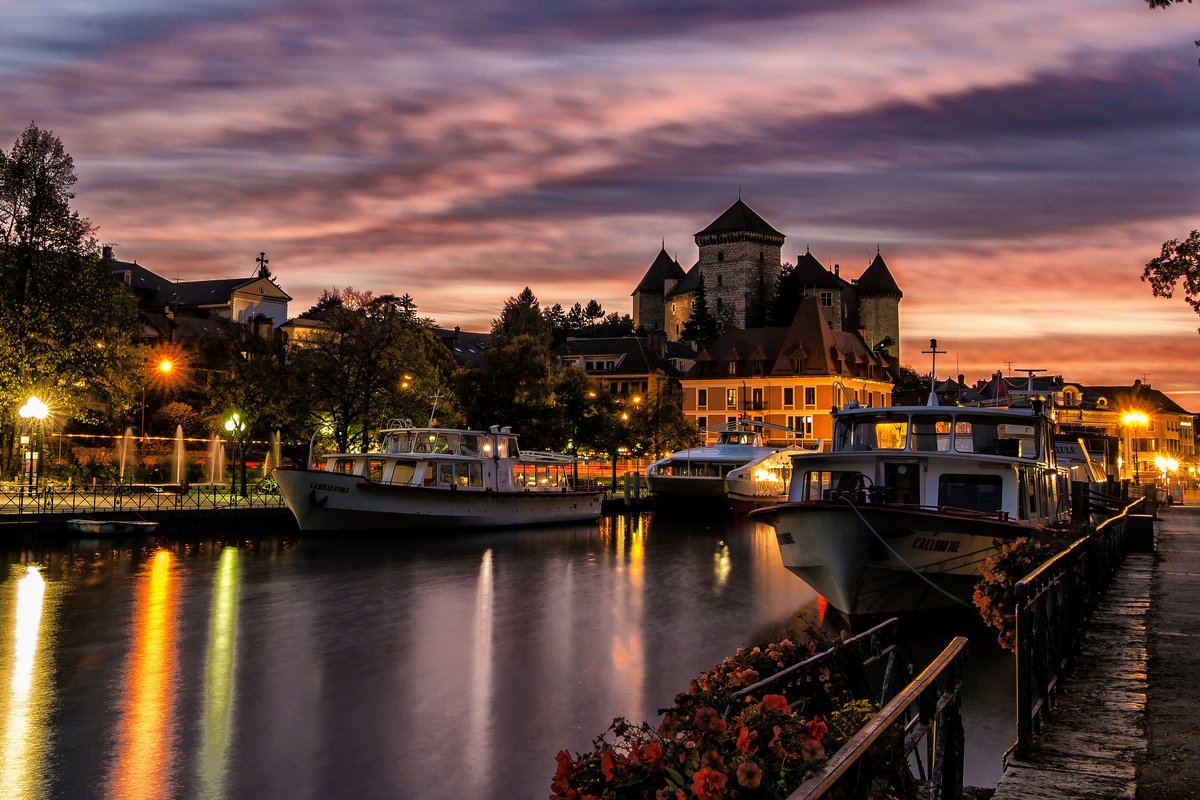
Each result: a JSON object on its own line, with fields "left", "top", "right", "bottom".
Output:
{"left": 18, "top": 396, "right": 49, "bottom": 494}
{"left": 141, "top": 357, "right": 175, "bottom": 437}
{"left": 1122, "top": 411, "right": 1149, "bottom": 485}
{"left": 225, "top": 412, "right": 247, "bottom": 497}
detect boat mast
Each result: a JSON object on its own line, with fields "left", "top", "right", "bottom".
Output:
{"left": 922, "top": 338, "right": 946, "bottom": 406}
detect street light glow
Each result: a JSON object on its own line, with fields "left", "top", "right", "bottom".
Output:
{"left": 18, "top": 397, "right": 49, "bottom": 421}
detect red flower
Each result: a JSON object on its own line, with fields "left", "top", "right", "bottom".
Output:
{"left": 693, "top": 707, "right": 727, "bottom": 734}
{"left": 804, "top": 717, "right": 828, "bottom": 741}
{"left": 551, "top": 749, "right": 575, "bottom": 794}
{"left": 735, "top": 725, "right": 759, "bottom": 755}
{"left": 737, "top": 760, "right": 764, "bottom": 789}
{"left": 691, "top": 766, "right": 728, "bottom": 800}
{"left": 801, "top": 738, "right": 826, "bottom": 762}
{"left": 601, "top": 749, "right": 618, "bottom": 782}
{"left": 659, "top": 713, "right": 681, "bottom": 739}
{"left": 643, "top": 741, "right": 663, "bottom": 765}
{"left": 762, "top": 694, "right": 791, "bottom": 714}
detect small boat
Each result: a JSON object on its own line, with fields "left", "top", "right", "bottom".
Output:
{"left": 273, "top": 419, "right": 604, "bottom": 531}
{"left": 751, "top": 399, "right": 1070, "bottom": 615}
{"left": 723, "top": 439, "right": 824, "bottom": 511}
{"left": 645, "top": 420, "right": 803, "bottom": 506}
{"left": 66, "top": 518, "right": 159, "bottom": 536}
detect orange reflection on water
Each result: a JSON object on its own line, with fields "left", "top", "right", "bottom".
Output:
{"left": 109, "top": 549, "right": 178, "bottom": 800}
{"left": 1, "top": 566, "right": 51, "bottom": 799}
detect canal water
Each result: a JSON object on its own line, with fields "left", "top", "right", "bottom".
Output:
{"left": 0, "top": 512, "right": 1012, "bottom": 799}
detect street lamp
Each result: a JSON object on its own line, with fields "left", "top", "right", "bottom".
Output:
{"left": 18, "top": 396, "right": 49, "bottom": 493}
{"left": 141, "top": 357, "right": 176, "bottom": 437}
{"left": 225, "top": 412, "right": 247, "bottom": 497}
{"left": 1122, "top": 410, "right": 1149, "bottom": 484}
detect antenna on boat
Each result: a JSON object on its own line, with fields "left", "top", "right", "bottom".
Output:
{"left": 428, "top": 388, "right": 442, "bottom": 427}
{"left": 1013, "top": 368, "right": 1046, "bottom": 391}
{"left": 922, "top": 339, "right": 946, "bottom": 407}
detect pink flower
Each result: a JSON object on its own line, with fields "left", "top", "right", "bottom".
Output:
{"left": 801, "top": 738, "right": 826, "bottom": 762}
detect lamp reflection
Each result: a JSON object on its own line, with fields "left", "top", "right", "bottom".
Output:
{"left": 199, "top": 547, "right": 241, "bottom": 800}
{"left": 109, "top": 549, "right": 178, "bottom": 800}
{"left": 610, "top": 514, "right": 646, "bottom": 715}
{"left": 466, "top": 549, "right": 494, "bottom": 795}
{"left": 1, "top": 566, "right": 50, "bottom": 799}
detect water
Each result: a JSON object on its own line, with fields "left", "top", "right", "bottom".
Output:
{"left": 0, "top": 513, "right": 1012, "bottom": 799}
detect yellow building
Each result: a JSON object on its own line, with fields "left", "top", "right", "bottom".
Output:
{"left": 680, "top": 297, "right": 892, "bottom": 448}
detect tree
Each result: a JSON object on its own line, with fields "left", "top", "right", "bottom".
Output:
{"left": 1143, "top": 230, "right": 1200, "bottom": 331}
{"left": 681, "top": 276, "right": 720, "bottom": 349}
{"left": 0, "top": 123, "right": 140, "bottom": 475}
{"left": 289, "top": 288, "right": 460, "bottom": 452}
{"left": 769, "top": 262, "right": 801, "bottom": 326}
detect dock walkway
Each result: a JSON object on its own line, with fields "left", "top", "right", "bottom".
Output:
{"left": 991, "top": 503, "right": 1199, "bottom": 800}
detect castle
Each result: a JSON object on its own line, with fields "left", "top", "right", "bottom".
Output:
{"left": 630, "top": 199, "right": 903, "bottom": 364}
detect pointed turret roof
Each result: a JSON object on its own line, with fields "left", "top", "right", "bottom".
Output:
{"left": 695, "top": 199, "right": 784, "bottom": 240}
{"left": 792, "top": 250, "right": 849, "bottom": 290}
{"left": 856, "top": 251, "right": 902, "bottom": 297}
{"left": 773, "top": 296, "right": 840, "bottom": 374}
{"left": 632, "top": 247, "right": 686, "bottom": 294}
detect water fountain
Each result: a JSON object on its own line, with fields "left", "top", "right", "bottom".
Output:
{"left": 267, "top": 431, "right": 282, "bottom": 477}
{"left": 118, "top": 427, "right": 134, "bottom": 482}
{"left": 172, "top": 425, "right": 185, "bottom": 484}
{"left": 207, "top": 435, "right": 225, "bottom": 485}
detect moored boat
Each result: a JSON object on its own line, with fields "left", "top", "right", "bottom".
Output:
{"left": 274, "top": 420, "right": 604, "bottom": 530}
{"left": 645, "top": 420, "right": 800, "bottom": 506}
{"left": 751, "top": 400, "right": 1070, "bottom": 615}
{"left": 66, "top": 518, "right": 159, "bottom": 536}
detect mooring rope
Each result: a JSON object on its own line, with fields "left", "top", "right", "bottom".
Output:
{"left": 839, "top": 495, "right": 974, "bottom": 609}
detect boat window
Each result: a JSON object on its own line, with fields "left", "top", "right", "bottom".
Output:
{"left": 496, "top": 437, "right": 510, "bottom": 459}
{"left": 413, "top": 435, "right": 434, "bottom": 454}
{"left": 368, "top": 459, "right": 385, "bottom": 482}
{"left": 391, "top": 463, "right": 416, "bottom": 485}
{"left": 385, "top": 432, "right": 413, "bottom": 453}
{"left": 938, "top": 474, "right": 1003, "bottom": 513}
{"left": 469, "top": 463, "right": 483, "bottom": 487}
{"left": 954, "top": 417, "right": 1038, "bottom": 458}
{"left": 801, "top": 470, "right": 867, "bottom": 500}
{"left": 422, "top": 463, "right": 437, "bottom": 487}
{"left": 333, "top": 459, "right": 357, "bottom": 474}
{"left": 911, "top": 417, "right": 952, "bottom": 452}
{"left": 439, "top": 463, "right": 456, "bottom": 486}
{"left": 835, "top": 415, "right": 908, "bottom": 451}
{"left": 458, "top": 435, "right": 480, "bottom": 456}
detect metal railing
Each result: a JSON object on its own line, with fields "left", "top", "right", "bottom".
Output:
{"left": 721, "top": 617, "right": 912, "bottom": 722}
{"left": 1011, "top": 497, "right": 1143, "bottom": 759}
{"left": 788, "top": 636, "right": 969, "bottom": 800}
{"left": 0, "top": 483, "right": 285, "bottom": 516}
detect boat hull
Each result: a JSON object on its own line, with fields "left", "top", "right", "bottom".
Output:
{"left": 275, "top": 468, "right": 604, "bottom": 531}
{"left": 644, "top": 474, "right": 728, "bottom": 502}
{"left": 66, "top": 519, "right": 159, "bottom": 536}
{"left": 751, "top": 501, "right": 1030, "bottom": 615}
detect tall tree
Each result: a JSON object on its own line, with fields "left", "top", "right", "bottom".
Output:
{"left": 681, "top": 275, "right": 720, "bottom": 349}
{"left": 769, "top": 262, "right": 801, "bottom": 326}
{"left": 1143, "top": 230, "right": 1200, "bottom": 332}
{"left": 0, "top": 123, "right": 139, "bottom": 473}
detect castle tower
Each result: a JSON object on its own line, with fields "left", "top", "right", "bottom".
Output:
{"left": 631, "top": 247, "right": 685, "bottom": 334}
{"left": 693, "top": 200, "right": 784, "bottom": 330}
{"left": 855, "top": 250, "right": 903, "bottom": 364}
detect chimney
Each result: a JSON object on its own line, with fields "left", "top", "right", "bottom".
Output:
{"left": 833, "top": 263, "right": 840, "bottom": 276}
{"left": 102, "top": 245, "right": 113, "bottom": 261}
{"left": 648, "top": 329, "right": 666, "bottom": 356}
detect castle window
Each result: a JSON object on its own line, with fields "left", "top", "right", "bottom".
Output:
{"left": 716, "top": 297, "right": 723, "bottom": 311}
{"left": 716, "top": 275, "right": 723, "bottom": 287}
{"left": 717, "top": 251, "right": 724, "bottom": 262}
{"left": 819, "top": 291, "right": 833, "bottom": 308}
{"left": 759, "top": 252, "right": 764, "bottom": 262}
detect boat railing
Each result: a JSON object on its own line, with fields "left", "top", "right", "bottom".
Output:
{"left": 785, "top": 636, "right": 968, "bottom": 800}
{"left": 1010, "top": 496, "right": 1144, "bottom": 760}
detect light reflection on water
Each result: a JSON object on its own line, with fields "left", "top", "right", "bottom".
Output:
{"left": 0, "top": 513, "right": 1011, "bottom": 799}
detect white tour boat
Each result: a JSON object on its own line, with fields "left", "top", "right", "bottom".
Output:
{"left": 274, "top": 420, "right": 604, "bottom": 530}
{"left": 645, "top": 420, "right": 802, "bottom": 506}
{"left": 751, "top": 400, "right": 1070, "bottom": 615}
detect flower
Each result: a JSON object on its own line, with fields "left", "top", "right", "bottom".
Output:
{"left": 600, "top": 749, "right": 617, "bottom": 782}
{"left": 691, "top": 766, "right": 728, "bottom": 800}
{"left": 762, "top": 694, "right": 791, "bottom": 714}
{"left": 736, "top": 760, "right": 763, "bottom": 789}
{"left": 693, "top": 706, "right": 726, "bottom": 734}
{"left": 801, "top": 738, "right": 826, "bottom": 762}
{"left": 805, "top": 717, "right": 828, "bottom": 741}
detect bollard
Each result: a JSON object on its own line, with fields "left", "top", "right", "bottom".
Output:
{"left": 1126, "top": 514, "right": 1155, "bottom": 553}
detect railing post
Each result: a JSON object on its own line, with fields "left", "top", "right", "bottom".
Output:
{"left": 1014, "top": 579, "right": 1032, "bottom": 759}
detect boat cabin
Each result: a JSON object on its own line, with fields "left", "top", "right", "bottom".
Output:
{"left": 791, "top": 406, "right": 1068, "bottom": 526}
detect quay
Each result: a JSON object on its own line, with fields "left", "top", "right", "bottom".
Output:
{"left": 992, "top": 501, "right": 1200, "bottom": 800}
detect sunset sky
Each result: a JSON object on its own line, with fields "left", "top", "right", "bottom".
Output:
{"left": 3, "top": 1, "right": 1198, "bottom": 399}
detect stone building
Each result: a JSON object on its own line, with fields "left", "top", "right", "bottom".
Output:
{"left": 631, "top": 199, "right": 902, "bottom": 364}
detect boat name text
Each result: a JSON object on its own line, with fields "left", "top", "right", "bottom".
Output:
{"left": 309, "top": 482, "right": 351, "bottom": 494}
{"left": 911, "top": 536, "right": 959, "bottom": 553}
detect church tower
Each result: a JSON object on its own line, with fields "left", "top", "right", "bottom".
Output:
{"left": 693, "top": 199, "right": 784, "bottom": 330}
